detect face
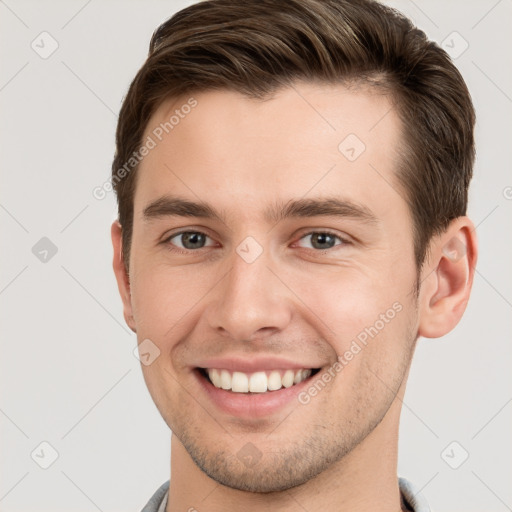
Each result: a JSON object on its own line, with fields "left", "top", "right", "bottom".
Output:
{"left": 117, "top": 83, "right": 422, "bottom": 492}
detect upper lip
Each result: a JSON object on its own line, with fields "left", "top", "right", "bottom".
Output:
{"left": 196, "top": 356, "right": 322, "bottom": 373}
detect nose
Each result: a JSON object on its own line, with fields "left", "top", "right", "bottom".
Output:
{"left": 205, "top": 247, "right": 292, "bottom": 341}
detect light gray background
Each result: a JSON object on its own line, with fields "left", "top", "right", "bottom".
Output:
{"left": 1, "top": 1, "right": 511, "bottom": 511}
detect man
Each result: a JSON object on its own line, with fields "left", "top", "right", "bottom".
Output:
{"left": 110, "top": 0, "right": 477, "bottom": 510}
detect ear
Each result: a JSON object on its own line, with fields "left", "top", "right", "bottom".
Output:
{"left": 417, "top": 216, "right": 478, "bottom": 339}
{"left": 111, "top": 220, "right": 136, "bottom": 332}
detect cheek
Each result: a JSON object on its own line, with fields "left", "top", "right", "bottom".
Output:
{"left": 289, "top": 265, "right": 418, "bottom": 384}
{"left": 324, "top": 299, "right": 416, "bottom": 417}
{"left": 291, "top": 266, "right": 411, "bottom": 339}
{"left": 130, "top": 263, "right": 216, "bottom": 339}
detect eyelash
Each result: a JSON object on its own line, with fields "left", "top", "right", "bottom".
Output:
{"left": 162, "top": 229, "right": 350, "bottom": 255}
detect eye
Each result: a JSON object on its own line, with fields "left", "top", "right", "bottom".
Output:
{"left": 296, "top": 231, "right": 346, "bottom": 250}
{"left": 164, "top": 231, "right": 216, "bottom": 251}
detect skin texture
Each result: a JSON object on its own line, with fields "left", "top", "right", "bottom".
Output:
{"left": 112, "top": 82, "right": 477, "bottom": 511}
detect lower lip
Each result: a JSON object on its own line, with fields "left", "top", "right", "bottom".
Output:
{"left": 194, "top": 369, "right": 318, "bottom": 419}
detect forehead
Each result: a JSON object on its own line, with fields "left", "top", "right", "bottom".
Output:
{"left": 134, "top": 82, "right": 406, "bottom": 223}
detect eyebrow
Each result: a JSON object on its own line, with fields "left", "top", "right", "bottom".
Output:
{"left": 142, "top": 195, "right": 378, "bottom": 225}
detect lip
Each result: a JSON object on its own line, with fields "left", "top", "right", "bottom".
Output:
{"left": 196, "top": 356, "right": 320, "bottom": 373}
{"left": 193, "top": 366, "right": 321, "bottom": 419}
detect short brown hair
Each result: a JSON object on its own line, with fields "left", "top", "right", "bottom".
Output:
{"left": 112, "top": 0, "right": 475, "bottom": 272}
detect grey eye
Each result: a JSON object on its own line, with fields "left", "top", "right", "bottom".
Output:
{"left": 298, "top": 232, "right": 343, "bottom": 250}
{"left": 169, "top": 231, "right": 213, "bottom": 250}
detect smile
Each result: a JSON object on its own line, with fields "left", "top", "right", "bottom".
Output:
{"left": 193, "top": 358, "right": 325, "bottom": 418}
{"left": 201, "top": 367, "right": 320, "bottom": 393}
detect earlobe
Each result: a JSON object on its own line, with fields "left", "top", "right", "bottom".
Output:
{"left": 418, "top": 217, "right": 478, "bottom": 339}
{"left": 111, "top": 220, "right": 137, "bottom": 332}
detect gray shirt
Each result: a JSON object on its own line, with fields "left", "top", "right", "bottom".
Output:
{"left": 140, "top": 477, "right": 431, "bottom": 512}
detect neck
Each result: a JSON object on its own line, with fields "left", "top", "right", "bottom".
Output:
{"left": 166, "top": 392, "right": 406, "bottom": 512}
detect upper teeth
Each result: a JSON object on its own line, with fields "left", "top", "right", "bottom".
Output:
{"left": 206, "top": 368, "right": 312, "bottom": 393}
